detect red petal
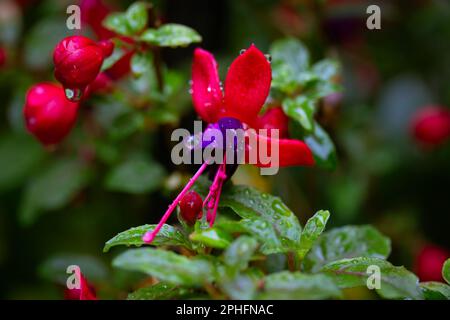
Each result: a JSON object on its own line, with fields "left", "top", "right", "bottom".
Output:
{"left": 245, "top": 130, "right": 314, "bottom": 167}
{"left": 191, "top": 48, "right": 223, "bottom": 123}
{"left": 64, "top": 272, "right": 97, "bottom": 300}
{"left": 223, "top": 45, "right": 271, "bottom": 125}
{"left": 254, "top": 107, "right": 290, "bottom": 138}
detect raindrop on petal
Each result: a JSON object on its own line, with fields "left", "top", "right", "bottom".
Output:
{"left": 64, "top": 87, "right": 83, "bottom": 102}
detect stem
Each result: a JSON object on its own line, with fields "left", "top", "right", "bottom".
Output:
{"left": 142, "top": 162, "right": 209, "bottom": 243}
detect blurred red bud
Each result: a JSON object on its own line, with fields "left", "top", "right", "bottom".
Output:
{"left": 411, "top": 106, "right": 450, "bottom": 146}
{"left": 23, "top": 83, "right": 79, "bottom": 146}
{"left": 414, "top": 244, "right": 450, "bottom": 282}
{"left": 0, "top": 47, "right": 6, "bottom": 68}
{"left": 64, "top": 272, "right": 97, "bottom": 300}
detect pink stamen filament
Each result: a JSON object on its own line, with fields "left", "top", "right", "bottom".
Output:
{"left": 203, "top": 161, "right": 227, "bottom": 227}
{"left": 142, "top": 161, "right": 209, "bottom": 243}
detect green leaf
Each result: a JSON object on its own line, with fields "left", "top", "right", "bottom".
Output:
{"left": 113, "top": 248, "right": 214, "bottom": 287}
{"left": 38, "top": 254, "right": 108, "bottom": 285}
{"left": 219, "top": 269, "right": 262, "bottom": 300}
{"left": 131, "top": 51, "right": 153, "bottom": 77}
{"left": 190, "top": 227, "right": 233, "bottom": 249}
{"left": 282, "top": 96, "right": 315, "bottom": 132}
{"left": 443, "top": 259, "right": 450, "bottom": 284}
{"left": 220, "top": 185, "right": 302, "bottom": 255}
{"left": 298, "top": 210, "right": 330, "bottom": 260}
{"left": 140, "top": 24, "right": 202, "bottom": 47}
{"left": 103, "top": 13, "right": 133, "bottom": 36}
{"left": 322, "top": 257, "right": 423, "bottom": 300}
{"left": 127, "top": 283, "right": 193, "bottom": 300}
{"left": 420, "top": 282, "right": 450, "bottom": 300}
{"left": 270, "top": 38, "right": 312, "bottom": 93}
{"left": 303, "top": 225, "right": 391, "bottom": 272}
{"left": 19, "top": 159, "right": 90, "bottom": 225}
{"left": 104, "top": 224, "right": 191, "bottom": 252}
{"left": 259, "top": 271, "right": 342, "bottom": 300}
{"left": 223, "top": 236, "right": 258, "bottom": 273}
{"left": 304, "top": 121, "right": 337, "bottom": 170}
{"left": 0, "top": 133, "right": 44, "bottom": 192}
{"left": 102, "top": 46, "right": 127, "bottom": 72}
{"left": 126, "top": 2, "right": 148, "bottom": 34}
{"left": 312, "top": 59, "right": 340, "bottom": 82}
{"left": 105, "top": 157, "right": 165, "bottom": 194}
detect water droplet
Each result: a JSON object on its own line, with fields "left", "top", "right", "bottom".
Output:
{"left": 188, "top": 80, "right": 193, "bottom": 86}
{"left": 264, "top": 54, "right": 272, "bottom": 63}
{"left": 207, "top": 86, "right": 212, "bottom": 93}
{"left": 188, "top": 88, "right": 193, "bottom": 95}
{"left": 239, "top": 49, "right": 246, "bottom": 55}
{"left": 64, "top": 87, "right": 83, "bottom": 102}
{"left": 271, "top": 199, "right": 291, "bottom": 217}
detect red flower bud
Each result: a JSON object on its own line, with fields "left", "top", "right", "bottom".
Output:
{"left": 0, "top": 47, "right": 6, "bottom": 68}
{"left": 23, "top": 83, "right": 79, "bottom": 146}
{"left": 64, "top": 272, "right": 97, "bottom": 300}
{"left": 411, "top": 106, "right": 450, "bottom": 146}
{"left": 53, "top": 36, "right": 113, "bottom": 94}
{"left": 179, "top": 191, "right": 203, "bottom": 225}
{"left": 414, "top": 244, "right": 450, "bottom": 282}
{"left": 84, "top": 72, "right": 113, "bottom": 98}
{"left": 105, "top": 49, "right": 134, "bottom": 80}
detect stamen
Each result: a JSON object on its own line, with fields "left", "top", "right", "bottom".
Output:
{"left": 203, "top": 159, "right": 227, "bottom": 227}
{"left": 142, "top": 161, "right": 209, "bottom": 243}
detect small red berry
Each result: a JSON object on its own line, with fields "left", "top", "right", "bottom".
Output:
{"left": 179, "top": 191, "right": 203, "bottom": 225}
{"left": 53, "top": 36, "right": 113, "bottom": 93}
{"left": 411, "top": 106, "right": 450, "bottom": 146}
{"left": 414, "top": 244, "right": 450, "bottom": 282}
{"left": 23, "top": 83, "right": 79, "bottom": 146}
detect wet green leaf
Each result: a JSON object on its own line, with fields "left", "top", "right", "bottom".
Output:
{"left": 126, "top": 2, "right": 148, "bottom": 34}
{"left": 322, "top": 257, "right": 424, "bottom": 300}
{"left": 113, "top": 248, "right": 214, "bottom": 286}
{"left": 282, "top": 96, "right": 315, "bottom": 132}
{"left": 103, "top": 13, "right": 133, "bottom": 36}
{"left": 304, "top": 121, "right": 337, "bottom": 170}
{"left": 304, "top": 225, "right": 391, "bottom": 272}
{"left": 105, "top": 157, "right": 165, "bottom": 194}
{"left": 104, "top": 224, "right": 191, "bottom": 252}
{"left": 140, "top": 24, "right": 202, "bottom": 47}
{"left": 131, "top": 51, "right": 153, "bottom": 77}
{"left": 443, "top": 259, "right": 450, "bottom": 284}
{"left": 219, "top": 269, "right": 262, "bottom": 300}
{"left": 220, "top": 185, "right": 302, "bottom": 255}
{"left": 259, "top": 271, "right": 342, "bottom": 300}
{"left": 190, "top": 227, "right": 233, "bottom": 249}
{"left": 223, "top": 236, "right": 258, "bottom": 272}
{"left": 270, "top": 38, "right": 311, "bottom": 93}
{"left": 420, "top": 282, "right": 450, "bottom": 300}
{"left": 298, "top": 210, "right": 330, "bottom": 260}
{"left": 127, "top": 283, "right": 193, "bottom": 300}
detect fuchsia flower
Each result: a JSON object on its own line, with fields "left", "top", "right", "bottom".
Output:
{"left": 142, "top": 45, "right": 314, "bottom": 243}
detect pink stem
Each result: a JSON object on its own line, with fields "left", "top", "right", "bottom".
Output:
{"left": 142, "top": 161, "right": 209, "bottom": 243}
